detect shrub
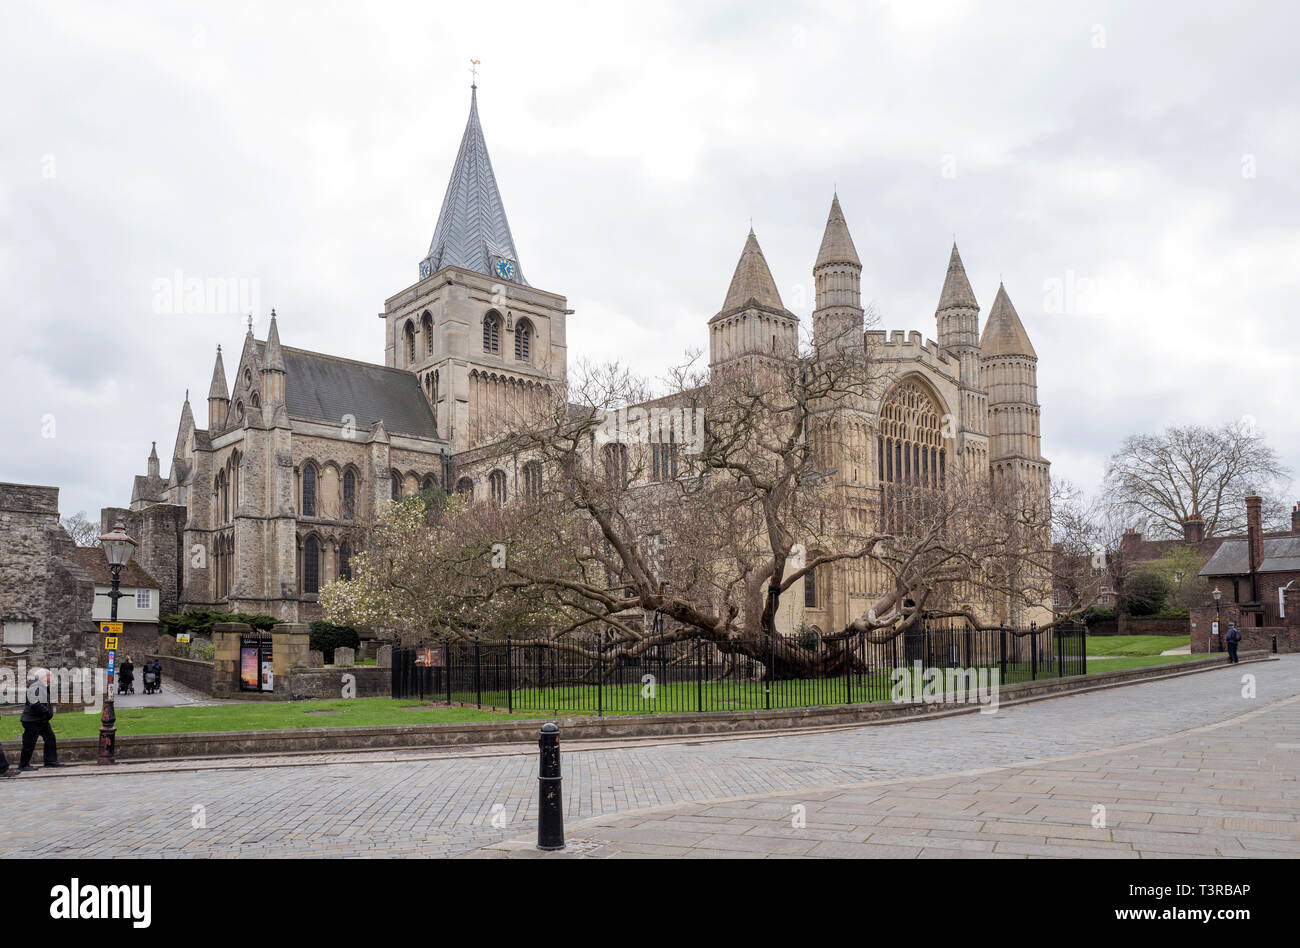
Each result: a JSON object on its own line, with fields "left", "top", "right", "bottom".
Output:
{"left": 309, "top": 620, "right": 361, "bottom": 664}
{"left": 1082, "top": 607, "right": 1116, "bottom": 626}
{"left": 161, "top": 610, "right": 280, "bottom": 637}
{"left": 1124, "top": 570, "right": 1172, "bottom": 617}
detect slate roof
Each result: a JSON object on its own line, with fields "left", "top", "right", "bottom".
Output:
{"left": 421, "top": 86, "right": 527, "bottom": 285}
{"left": 1200, "top": 535, "right": 1300, "bottom": 576}
{"left": 280, "top": 346, "right": 439, "bottom": 440}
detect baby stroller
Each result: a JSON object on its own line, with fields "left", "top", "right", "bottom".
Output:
{"left": 143, "top": 666, "right": 160, "bottom": 695}
{"left": 117, "top": 670, "right": 134, "bottom": 694}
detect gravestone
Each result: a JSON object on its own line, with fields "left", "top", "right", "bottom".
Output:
{"left": 308, "top": 649, "right": 324, "bottom": 668}
{"left": 377, "top": 645, "right": 393, "bottom": 669}
{"left": 333, "top": 646, "right": 356, "bottom": 667}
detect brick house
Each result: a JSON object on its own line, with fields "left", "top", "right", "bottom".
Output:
{"left": 1191, "top": 497, "right": 1300, "bottom": 652}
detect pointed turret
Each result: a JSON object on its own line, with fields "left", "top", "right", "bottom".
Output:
{"left": 708, "top": 228, "right": 798, "bottom": 374}
{"left": 981, "top": 283, "right": 1037, "bottom": 358}
{"left": 261, "top": 309, "right": 287, "bottom": 412}
{"left": 207, "top": 344, "right": 230, "bottom": 431}
{"left": 419, "top": 85, "right": 527, "bottom": 285}
{"left": 812, "top": 194, "right": 864, "bottom": 354}
{"left": 937, "top": 243, "right": 978, "bottom": 311}
{"left": 717, "top": 229, "right": 789, "bottom": 317}
{"left": 815, "top": 194, "right": 861, "bottom": 269}
{"left": 147, "top": 441, "right": 160, "bottom": 479}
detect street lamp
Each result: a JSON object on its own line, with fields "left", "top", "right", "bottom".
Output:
{"left": 96, "top": 517, "right": 137, "bottom": 765}
{"left": 1211, "top": 587, "right": 1222, "bottom": 653}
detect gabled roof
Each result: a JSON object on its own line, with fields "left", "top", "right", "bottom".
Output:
{"left": 72, "top": 547, "right": 160, "bottom": 589}
{"left": 420, "top": 86, "right": 527, "bottom": 285}
{"left": 715, "top": 229, "right": 790, "bottom": 319}
{"left": 937, "top": 243, "right": 978, "bottom": 311}
{"left": 1201, "top": 535, "right": 1300, "bottom": 576}
{"left": 814, "top": 194, "right": 860, "bottom": 269}
{"left": 980, "top": 283, "right": 1036, "bottom": 358}
{"left": 273, "top": 344, "right": 440, "bottom": 440}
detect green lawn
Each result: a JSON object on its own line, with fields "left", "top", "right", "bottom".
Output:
{"left": 0, "top": 698, "right": 547, "bottom": 741}
{"left": 0, "top": 651, "right": 1213, "bottom": 741}
{"left": 1085, "top": 634, "right": 1190, "bottom": 657}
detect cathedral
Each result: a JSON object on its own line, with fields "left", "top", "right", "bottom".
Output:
{"left": 120, "top": 84, "right": 1049, "bottom": 630}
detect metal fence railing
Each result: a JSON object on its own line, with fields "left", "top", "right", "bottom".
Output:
{"left": 391, "top": 620, "right": 1087, "bottom": 716}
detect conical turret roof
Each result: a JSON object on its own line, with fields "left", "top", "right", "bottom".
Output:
{"left": 815, "top": 194, "right": 860, "bottom": 269}
{"left": 208, "top": 345, "right": 229, "bottom": 400}
{"left": 264, "top": 310, "right": 285, "bottom": 372}
{"left": 717, "top": 229, "right": 789, "bottom": 318}
{"left": 981, "top": 284, "right": 1036, "bottom": 358}
{"left": 937, "top": 243, "right": 978, "bottom": 311}
{"left": 420, "top": 86, "right": 527, "bottom": 285}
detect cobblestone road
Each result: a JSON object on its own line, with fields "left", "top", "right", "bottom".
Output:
{"left": 0, "top": 658, "right": 1293, "bottom": 858}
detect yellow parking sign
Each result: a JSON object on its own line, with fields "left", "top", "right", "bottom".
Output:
{"left": 101, "top": 622, "right": 123, "bottom": 636}
{"left": 104, "top": 636, "right": 119, "bottom": 650}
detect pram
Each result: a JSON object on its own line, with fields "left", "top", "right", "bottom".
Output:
{"left": 117, "top": 670, "right": 135, "bottom": 695}
{"left": 143, "top": 668, "right": 161, "bottom": 695}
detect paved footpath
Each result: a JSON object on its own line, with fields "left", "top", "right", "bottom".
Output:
{"left": 0, "top": 658, "right": 1296, "bottom": 858}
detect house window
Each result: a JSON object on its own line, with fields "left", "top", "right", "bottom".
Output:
{"left": 136, "top": 589, "right": 152, "bottom": 609}
{"left": 483, "top": 311, "right": 501, "bottom": 354}
{"left": 489, "top": 469, "right": 507, "bottom": 506}
{"left": 303, "top": 536, "right": 320, "bottom": 595}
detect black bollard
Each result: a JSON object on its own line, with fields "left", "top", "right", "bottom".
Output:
{"left": 537, "top": 722, "right": 565, "bottom": 851}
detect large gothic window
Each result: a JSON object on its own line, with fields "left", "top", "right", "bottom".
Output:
{"left": 303, "top": 536, "right": 320, "bottom": 595}
{"left": 602, "top": 443, "right": 628, "bottom": 489}
{"left": 877, "top": 378, "right": 946, "bottom": 533}
{"left": 339, "top": 541, "right": 352, "bottom": 581}
{"left": 422, "top": 311, "right": 434, "bottom": 356}
{"left": 489, "top": 469, "right": 507, "bottom": 506}
{"left": 514, "top": 318, "right": 533, "bottom": 362}
{"left": 302, "top": 463, "right": 318, "bottom": 517}
{"left": 342, "top": 469, "right": 356, "bottom": 520}
{"left": 483, "top": 311, "right": 501, "bottom": 354}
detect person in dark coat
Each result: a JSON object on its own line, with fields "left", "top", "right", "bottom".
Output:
{"left": 19, "top": 668, "right": 63, "bottom": 770}
{"left": 119, "top": 656, "right": 135, "bottom": 694}
{"left": 1226, "top": 622, "right": 1242, "bottom": 664}
{"left": 0, "top": 741, "right": 11, "bottom": 777}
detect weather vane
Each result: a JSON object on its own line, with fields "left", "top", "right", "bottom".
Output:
{"left": 470, "top": 59, "right": 481, "bottom": 86}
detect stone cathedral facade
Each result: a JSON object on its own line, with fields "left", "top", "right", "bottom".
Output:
{"left": 118, "top": 85, "right": 1049, "bottom": 629}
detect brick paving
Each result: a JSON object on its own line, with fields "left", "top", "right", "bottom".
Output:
{"left": 0, "top": 657, "right": 1295, "bottom": 858}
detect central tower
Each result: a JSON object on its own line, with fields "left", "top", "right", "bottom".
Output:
{"left": 381, "top": 84, "right": 570, "bottom": 453}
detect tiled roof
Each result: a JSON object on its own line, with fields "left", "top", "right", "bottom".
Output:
{"left": 72, "top": 546, "right": 160, "bottom": 589}
{"left": 1200, "top": 535, "right": 1300, "bottom": 576}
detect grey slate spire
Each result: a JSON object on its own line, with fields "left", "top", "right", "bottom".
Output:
{"left": 937, "top": 243, "right": 978, "bottom": 311}
{"left": 420, "top": 85, "right": 527, "bottom": 285}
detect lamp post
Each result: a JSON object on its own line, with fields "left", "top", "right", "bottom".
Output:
{"left": 1211, "top": 587, "right": 1222, "bottom": 653}
{"left": 96, "top": 518, "right": 137, "bottom": 765}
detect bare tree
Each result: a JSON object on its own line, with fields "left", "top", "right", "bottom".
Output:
{"left": 61, "top": 511, "right": 101, "bottom": 547}
{"left": 1103, "top": 422, "right": 1292, "bottom": 538}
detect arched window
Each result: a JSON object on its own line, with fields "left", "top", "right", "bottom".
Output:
{"left": 339, "top": 541, "right": 352, "bottom": 581}
{"left": 303, "top": 536, "right": 320, "bottom": 594}
{"left": 514, "top": 318, "right": 533, "bottom": 361}
{"left": 422, "top": 311, "right": 434, "bottom": 356}
{"left": 301, "top": 463, "right": 317, "bottom": 517}
{"left": 489, "top": 469, "right": 507, "bottom": 506}
{"left": 522, "top": 460, "right": 542, "bottom": 499}
{"left": 250, "top": 391, "right": 260, "bottom": 409}
{"left": 391, "top": 471, "right": 401, "bottom": 500}
{"left": 455, "top": 476, "right": 474, "bottom": 499}
{"left": 602, "top": 443, "right": 628, "bottom": 489}
{"left": 483, "top": 311, "right": 501, "bottom": 354}
{"left": 422, "top": 474, "right": 436, "bottom": 494}
{"left": 342, "top": 469, "right": 356, "bottom": 520}
{"left": 878, "top": 378, "right": 946, "bottom": 533}
{"left": 404, "top": 321, "right": 416, "bottom": 365}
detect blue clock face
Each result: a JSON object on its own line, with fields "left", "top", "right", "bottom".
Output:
{"left": 495, "top": 258, "right": 515, "bottom": 281}
{"left": 419, "top": 260, "right": 432, "bottom": 279}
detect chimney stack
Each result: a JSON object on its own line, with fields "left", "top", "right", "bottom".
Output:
{"left": 1182, "top": 513, "right": 1205, "bottom": 544}
{"left": 1246, "top": 495, "right": 1263, "bottom": 603}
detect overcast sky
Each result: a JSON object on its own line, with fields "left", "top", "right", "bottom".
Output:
{"left": 2, "top": 0, "right": 1297, "bottom": 523}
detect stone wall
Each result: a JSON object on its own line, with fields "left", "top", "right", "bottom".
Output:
{"left": 151, "top": 654, "right": 216, "bottom": 693}
{"left": 288, "top": 666, "right": 389, "bottom": 700}
{"left": 0, "top": 483, "right": 97, "bottom": 703}
{"left": 1189, "top": 589, "right": 1300, "bottom": 653}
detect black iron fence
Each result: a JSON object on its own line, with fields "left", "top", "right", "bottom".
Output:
{"left": 391, "top": 620, "right": 1086, "bottom": 715}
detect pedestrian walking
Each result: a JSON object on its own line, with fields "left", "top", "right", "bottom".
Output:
{"left": 19, "top": 668, "right": 63, "bottom": 771}
{"left": 1226, "top": 621, "right": 1242, "bottom": 664}
{"left": 0, "top": 741, "right": 11, "bottom": 777}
